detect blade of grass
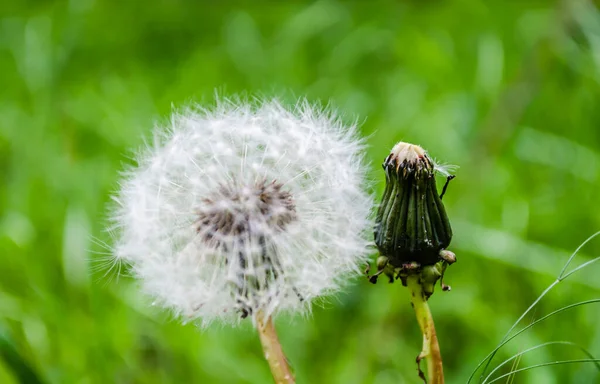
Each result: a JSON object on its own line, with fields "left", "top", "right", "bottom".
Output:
{"left": 504, "top": 349, "right": 521, "bottom": 384}
{"left": 504, "top": 310, "right": 536, "bottom": 384}
{"left": 482, "top": 341, "right": 600, "bottom": 384}
{"left": 469, "top": 298, "right": 600, "bottom": 383}
{"left": 485, "top": 359, "right": 600, "bottom": 384}
{"left": 558, "top": 231, "right": 600, "bottom": 278}
{"left": 0, "top": 329, "right": 44, "bottom": 384}
{"left": 467, "top": 231, "right": 600, "bottom": 383}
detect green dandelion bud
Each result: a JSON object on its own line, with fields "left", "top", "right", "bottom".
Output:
{"left": 370, "top": 142, "right": 456, "bottom": 295}
{"left": 374, "top": 142, "right": 453, "bottom": 266}
{"left": 369, "top": 141, "right": 457, "bottom": 384}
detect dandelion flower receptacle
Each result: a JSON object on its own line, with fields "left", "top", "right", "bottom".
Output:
{"left": 370, "top": 141, "right": 457, "bottom": 384}
{"left": 109, "top": 98, "right": 373, "bottom": 383}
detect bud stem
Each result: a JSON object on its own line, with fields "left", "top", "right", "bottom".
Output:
{"left": 407, "top": 275, "right": 444, "bottom": 384}
{"left": 256, "top": 311, "right": 295, "bottom": 384}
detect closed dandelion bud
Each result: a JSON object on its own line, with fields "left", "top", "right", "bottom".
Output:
{"left": 370, "top": 142, "right": 457, "bottom": 384}
{"left": 374, "top": 142, "right": 454, "bottom": 271}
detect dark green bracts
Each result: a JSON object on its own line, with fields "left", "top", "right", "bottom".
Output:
{"left": 370, "top": 142, "right": 456, "bottom": 297}
{"left": 374, "top": 143, "right": 452, "bottom": 266}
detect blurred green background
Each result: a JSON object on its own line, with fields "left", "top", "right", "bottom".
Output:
{"left": 1, "top": 0, "right": 600, "bottom": 383}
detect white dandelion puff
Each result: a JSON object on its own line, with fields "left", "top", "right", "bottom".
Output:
{"left": 110, "top": 98, "right": 373, "bottom": 326}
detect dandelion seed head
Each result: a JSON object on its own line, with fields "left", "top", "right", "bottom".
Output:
{"left": 110, "top": 98, "right": 373, "bottom": 326}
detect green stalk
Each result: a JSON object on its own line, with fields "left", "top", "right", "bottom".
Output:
{"left": 407, "top": 275, "right": 444, "bottom": 384}
{"left": 256, "top": 311, "right": 295, "bottom": 384}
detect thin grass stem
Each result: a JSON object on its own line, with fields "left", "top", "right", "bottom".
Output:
{"left": 485, "top": 359, "right": 600, "bottom": 384}
{"left": 482, "top": 341, "right": 600, "bottom": 384}
{"left": 468, "top": 231, "right": 600, "bottom": 383}
{"left": 561, "top": 256, "right": 600, "bottom": 280}
{"left": 470, "top": 299, "right": 600, "bottom": 383}
{"left": 558, "top": 231, "right": 600, "bottom": 278}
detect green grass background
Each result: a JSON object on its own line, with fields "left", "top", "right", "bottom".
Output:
{"left": 1, "top": 0, "right": 600, "bottom": 383}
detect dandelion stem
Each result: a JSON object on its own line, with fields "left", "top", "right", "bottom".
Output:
{"left": 256, "top": 311, "right": 295, "bottom": 384}
{"left": 407, "top": 275, "right": 444, "bottom": 384}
